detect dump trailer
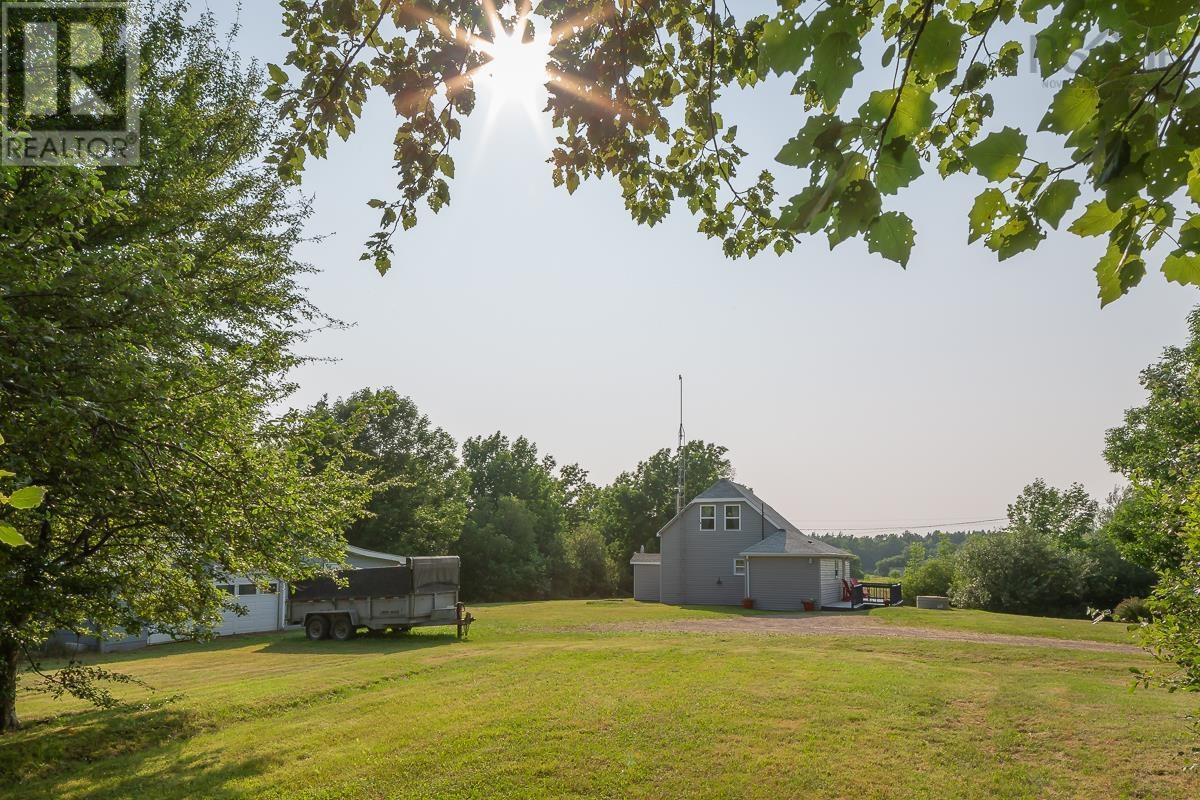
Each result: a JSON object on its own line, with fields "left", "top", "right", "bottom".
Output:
{"left": 288, "top": 556, "right": 473, "bottom": 641}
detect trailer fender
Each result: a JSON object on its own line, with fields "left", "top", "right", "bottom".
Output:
{"left": 303, "top": 609, "right": 359, "bottom": 627}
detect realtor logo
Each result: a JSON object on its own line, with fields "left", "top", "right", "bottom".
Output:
{"left": 2, "top": 2, "right": 139, "bottom": 166}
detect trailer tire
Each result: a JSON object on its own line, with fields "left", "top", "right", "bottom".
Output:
{"left": 330, "top": 616, "right": 356, "bottom": 641}
{"left": 395, "top": 625, "right": 413, "bottom": 634}
{"left": 305, "top": 615, "right": 329, "bottom": 641}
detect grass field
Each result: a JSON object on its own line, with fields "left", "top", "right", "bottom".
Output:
{"left": 1, "top": 601, "right": 1194, "bottom": 800}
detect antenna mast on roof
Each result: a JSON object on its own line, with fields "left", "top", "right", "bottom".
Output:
{"left": 675, "top": 374, "right": 687, "bottom": 515}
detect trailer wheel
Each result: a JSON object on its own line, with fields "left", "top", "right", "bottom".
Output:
{"left": 395, "top": 625, "right": 413, "bottom": 634}
{"left": 330, "top": 616, "right": 356, "bottom": 641}
{"left": 305, "top": 615, "right": 329, "bottom": 641}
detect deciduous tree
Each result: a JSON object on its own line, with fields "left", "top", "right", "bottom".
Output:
{"left": 1007, "top": 479, "right": 1098, "bottom": 549}
{"left": 0, "top": 6, "right": 370, "bottom": 733}
{"left": 592, "top": 440, "right": 732, "bottom": 579}
{"left": 458, "top": 433, "right": 568, "bottom": 594}
{"left": 1106, "top": 306, "right": 1200, "bottom": 693}
{"left": 310, "top": 388, "right": 469, "bottom": 556}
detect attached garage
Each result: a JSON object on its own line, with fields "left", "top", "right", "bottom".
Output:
{"left": 630, "top": 550, "right": 661, "bottom": 602}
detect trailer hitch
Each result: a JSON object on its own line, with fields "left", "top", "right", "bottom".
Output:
{"left": 456, "top": 602, "right": 474, "bottom": 639}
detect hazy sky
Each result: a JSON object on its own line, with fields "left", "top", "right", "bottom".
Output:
{"left": 199, "top": 1, "right": 1196, "bottom": 533}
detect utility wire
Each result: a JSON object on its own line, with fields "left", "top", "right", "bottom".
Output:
{"left": 797, "top": 517, "right": 1008, "bottom": 533}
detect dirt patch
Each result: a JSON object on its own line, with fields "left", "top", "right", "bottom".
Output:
{"left": 579, "top": 615, "right": 1141, "bottom": 654}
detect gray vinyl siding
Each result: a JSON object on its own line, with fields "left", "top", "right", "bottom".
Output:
{"left": 746, "top": 557, "right": 823, "bottom": 611}
{"left": 820, "top": 558, "right": 843, "bottom": 606}
{"left": 659, "top": 500, "right": 778, "bottom": 606}
{"left": 632, "top": 563, "right": 661, "bottom": 602}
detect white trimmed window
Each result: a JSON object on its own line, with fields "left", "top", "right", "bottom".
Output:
{"left": 724, "top": 504, "right": 741, "bottom": 531}
{"left": 699, "top": 505, "right": 716, "bottom": 530}
{"left": 733, "top": 558, "right": 746, "bottom": 576}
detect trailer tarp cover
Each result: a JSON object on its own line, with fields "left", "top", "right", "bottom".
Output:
{"left": 291, "top": 566, "right": 413, "bottom": 601}
{"left": 411, "top": 556, "right": 460, "bottom": 590}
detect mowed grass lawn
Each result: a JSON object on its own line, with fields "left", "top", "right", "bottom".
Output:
{"left": 1, "top": 600, "right": 1194, "bottom": 800}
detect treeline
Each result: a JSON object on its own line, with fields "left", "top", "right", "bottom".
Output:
{"left": 823, "top": 530, "right": 981, "bottom": 576}
{"left": 308, "top": 388, "right": 734, "bottom": 601}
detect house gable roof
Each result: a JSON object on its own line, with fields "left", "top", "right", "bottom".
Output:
{"left": 690, "top": 479, "right": 796, "bottom": 535}
{"left": 629, "top": 551, "right": 662, "bottom": 565}
{"left": 655, "top": 478, "right": 828, "bottom": 543}
{"left": 657, "top": 484, "right": 854, "bottom": 561}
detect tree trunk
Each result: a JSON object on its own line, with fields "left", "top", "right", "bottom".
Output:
{"left": 0, "top": 637, "right": 20, "bottom": 733}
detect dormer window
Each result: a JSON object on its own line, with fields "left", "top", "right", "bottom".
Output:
{"left": 724, "top": 504, "right": 741, "bottom": 531}
{"left": 699, "top": 505, "right": 716, "bottom": 530}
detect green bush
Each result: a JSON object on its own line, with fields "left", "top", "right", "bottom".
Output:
{"left": 902, "top": 557, "right": 955, "bottom": 603}
{"left": 949, "top": 529, "right": 1086, "bottom": 615}
{"left": 1113, "top": 596, "right": 1152, "bottom": 623}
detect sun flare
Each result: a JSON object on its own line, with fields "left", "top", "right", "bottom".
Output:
{"left": 477, "top": 32, "right": 550, "bottom": 104}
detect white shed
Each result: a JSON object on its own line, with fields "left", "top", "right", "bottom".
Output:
{"left": 630, "top": 550, "right": 661, "bottom": 602}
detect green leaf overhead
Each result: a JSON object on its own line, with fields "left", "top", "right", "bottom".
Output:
{"left": 876, "top": 139, "right": 924, "bottom": 195}
{"left": 1162, "top": 252, "right": 1200, "bottom": 286}
{"left": 0, "top": 526, "right": 27, "bottom": 547}
{"left": 911, "top": 14, "right": 965, "bottom": 78}
{"left": 966, "top": 128, "right": 1028, "bottom": 182}
{"left": 1039, "top": 78, "right": 1099, "bottom": 138}
{"left": 1069, "top": 201, "right": 1123, "bottom": 238}
{"left": 5, "top": 486, "right": 45, "bottom": 510}
{"left": 969, "top": 188, "right": 1008, "bottom": 244}
{"left": 810, "top": 33, "right": 863, "bottom": 110}
{"left": 758, "top": 17, "right": 811, "bottom": 77}
{"left": 1094, "top": 244, "right": 1147, "bottom": 307}
{"left": 866, "top": 211, "right": 916, "bottom": 267}
{"left": 275, "top": 0, "right": 1200, "bottom": 303}
{"left": 1034, "top": 180, "right": 1082, "bottom": 229}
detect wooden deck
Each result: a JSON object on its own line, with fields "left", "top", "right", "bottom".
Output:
{"left": 824, "top": 582, "right": 903, "bottom": 611}
{"left": 823, "top": 599, "right": 903, "bottom": 611}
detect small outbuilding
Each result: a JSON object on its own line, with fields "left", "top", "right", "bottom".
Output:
{"left": 630, "top": 549, "right": 661, "bottom": 602}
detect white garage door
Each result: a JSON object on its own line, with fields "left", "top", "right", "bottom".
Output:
{"left": 147, "top": 579, "right": 282, "bottom": 645}
{"left": 218, "top": 581, "right": 282, "bottom": 635}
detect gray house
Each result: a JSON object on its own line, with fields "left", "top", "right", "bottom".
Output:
{"left": 631, "top": 479, "right": 856, "bottom": 611}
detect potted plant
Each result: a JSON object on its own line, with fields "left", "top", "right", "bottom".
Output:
{"left": 802, "top": 598, "right": 816, "bottom": 612}
{"left": 741, "top": 597, "right": 755, "bottom": 609}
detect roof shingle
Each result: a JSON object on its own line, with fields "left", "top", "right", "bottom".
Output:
{"left": 740, "top": 531, "right": 852, "bottom": 557}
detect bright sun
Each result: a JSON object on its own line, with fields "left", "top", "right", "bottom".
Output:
{"left": 478, "top": 32, "right": 550, "bottom": 104}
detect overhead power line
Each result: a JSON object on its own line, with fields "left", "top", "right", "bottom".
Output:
{"left": 797, "top": 517, "right": 1008, "bottom": 533}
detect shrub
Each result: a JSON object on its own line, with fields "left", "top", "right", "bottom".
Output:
{"left": 902, "top": 557, "right": 955, "bottom": 604}
{"left": 1113, "top": 596, "right": 1152, "bottom": 623}
{"left": 949, "top": 529, "right": 1086, "bottom": 615}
